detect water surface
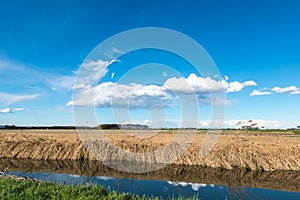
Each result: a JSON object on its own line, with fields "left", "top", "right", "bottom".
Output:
{"left": 1, "top": 158, "right": 299, "bottom": 199}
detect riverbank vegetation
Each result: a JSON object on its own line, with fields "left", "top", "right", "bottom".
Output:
{"left": 0, "top": 177, "right": 197, "bottom": 200}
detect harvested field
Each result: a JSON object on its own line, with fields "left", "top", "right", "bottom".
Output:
{"left": 0, "top": 129, "right": 299, "bottom": 172}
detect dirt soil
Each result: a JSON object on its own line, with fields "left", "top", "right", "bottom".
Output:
{"left": 0, "top": 129, "right": 299, "bottom": 172}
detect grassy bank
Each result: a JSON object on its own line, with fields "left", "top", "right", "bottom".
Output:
{"left": 0, "top": 177, "right": 196, "bottom": 200}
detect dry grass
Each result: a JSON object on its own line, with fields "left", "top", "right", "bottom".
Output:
{"left": 0, "top": 129, "right": 299, "bottom": 171}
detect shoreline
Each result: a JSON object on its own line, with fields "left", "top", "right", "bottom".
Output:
{"left": 1, "top": 158, "right": 299, "bottom": 192}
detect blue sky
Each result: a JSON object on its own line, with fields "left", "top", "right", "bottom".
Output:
{"left": 0, "top": 0, "right": 300, "bottom": 128}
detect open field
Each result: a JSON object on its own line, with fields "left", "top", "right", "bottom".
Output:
{"left": 0, "top": 129, "right": 299, "bottom": 172}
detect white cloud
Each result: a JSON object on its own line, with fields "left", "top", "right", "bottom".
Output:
{"left": 111, "top": 47, "right": 124, "bottom": 54}
{"left": 223, "top": 119, "right": 299, "bottom": 129}
{"left": 250, "top": 90, "right": 272, "bottom": 96}
{"left": 70, "top": 82, "right": 172, "bottom": 108}
{"left": 0, "top": 58, "right": 77, "bottom": 92}
{"left": 251, "top": 85, "right": 300, "bottom": 96}
{"left": 164, "top": 73, "right": 256, "bottom": 94}
{"left": 47, "top": 75, "right": 75, "bottom": 91}
{"left": 0, "top": 107, "right": 25, "bottom": 114}
{"left": 70, "top": 73, "right": 256, "bottom": 108}
{"left": 74, "top": 59, "right": 116, "bottom": 88}
{"left": 224, "top": 81, "right": 244, "bottom": 93}
{"left": 0, "top": 92, "right": 39, "bottom": 106}
{"left": 242, "top": 80, "right": 257, "bottom": 87}
{"left": 291, "top": 91, "right": 300, "bottom": 95}
{"left": 271, "top": 86, "right": 300, "bottom": 94}
{"left": 224, "top": 80, "right": 256, "bottom": 93}
{"left": 13, "top": 108, "right": 24, "bottom": 111}
{"left": 0, "top": 108, "right": 12, "bottom": 113}
{"left": 162, "top": 72, "right": 168, "bottom": 77}
{"left": 104, "top": 47, "right": 124, "bottom": 59}
{"left": 111, "top": 72, "right": 115, "bottom": 78}
{"left": 164, "top": 73, "right": 224, "bottom": 94}
{"left": 82, "top": 60, "right": 115, "bottom": 79}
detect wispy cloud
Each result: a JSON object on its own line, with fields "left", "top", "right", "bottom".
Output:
{"left": 46, "top": 74, "right": 75, "bottom": 91}
{"left": 0, "top": 92, "right": 39, "bottom": 106}
{"left": 74, "top": 59, "right": 116, "bottom": 88}
{"left": 0, "top": 58, "right": 76, "bottom": 92}
{"left": 104, "top": 47, "right": 124, "bottom": 59}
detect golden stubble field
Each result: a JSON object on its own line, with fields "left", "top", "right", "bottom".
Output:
{"left": 0, "top": 129, "right": 299, "bottom": 171}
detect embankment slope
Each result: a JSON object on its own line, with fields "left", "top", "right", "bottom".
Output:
{"left": 0, "top": 130, "right": 299, "bottom": 172}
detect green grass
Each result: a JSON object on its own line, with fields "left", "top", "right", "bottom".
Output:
{"left": 0, "top": 178, "right": 198, "bottom": 200}
{"left": 37, "top": 137, "right": 46, "bottom": 142}
{"left": 293, "top": 130, "right": 300, "bottom": 134}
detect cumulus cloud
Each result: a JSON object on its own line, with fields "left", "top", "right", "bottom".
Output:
{"left": 271, "top": 86, "right": 300, "bottom": 94}
{"left": 0, "top": 108, "right": 12, "bottom": 113}
{"left": 0, "top": 92, "right": 39, "bottom": 106}
{"left": 163, "top": 73, "right": 256, "bottom": 94}
{"left": 163, "top": 74, "right": 223, "bottom": 94}
{"left": 69, "top": 82, "right": 172, "bottom": 108}
{"left": 70, "top": 73, "right": 256, "bottom": 108}
{"left": 250, "top": 85, "right": 300, "bottom": 96}
{"left": 242, "top": 80, "right": 257, "bottom": 87}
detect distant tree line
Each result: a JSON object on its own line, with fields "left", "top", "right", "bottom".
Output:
{"left": 98, "top": 124, "right": 149, "bottom": 130}
{"left": 0, "top": 125, "right": 77, "bottom": 130}
{"left": 0, "top": 124, "right": 149, "bottom": 130}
